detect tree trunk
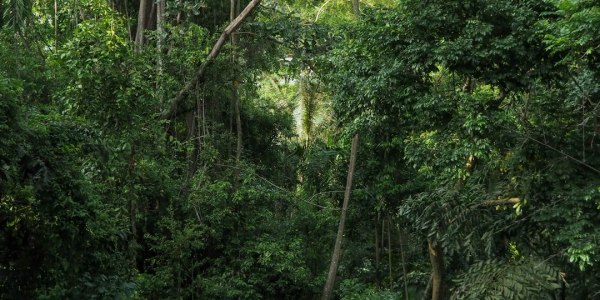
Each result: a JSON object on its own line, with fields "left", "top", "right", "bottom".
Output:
{"left": 559, "top": 271, "right": 566, "bottom": 300}
{"left": 54, "top": 0, "right": 58, "bottom": 48}
{"left": 135, "top": 0, "right": 149, "bottom": 51}
{"left": 124, "top": 0, "right": 133, "bottom": 41}
{"left": 428, "top": 155, "right": 475, "bottom": 299}
{"left": 322, "top": 3, "right": 361, "bottom": 297}
{"left": 398, "top": 225, "right": 410, "bottom": 300}
{"left": 321, "top": 134, "right": 359, "bottom": 300}
{"left": 156, "top": 0, "right": 165, "bottom": 100}
{"left": 387, "top": 217, "right": 393, "bottom": 287}
{"left": 231, "top": 0, "right": 242, "bottom": 166}
{"left": 422, "top": 275, "right": 433, "bottom": 300}
{"left": 428, "top": 240, "right": 445, "bottom": 300}
{"left": 235, "top": 92, "right": 242, "bottom": 163}
{"left": 147, "top": 2, "right": 157, "bottom": 32}
{"left": 186, "top": 89, "right": 199, "bottom": 176}
{"left": 352, "top": 0, "right": 360, "bottom": 18}
{"left": 374, "top": 215, "right": 381, "bottom": 286}
{"left": 230, "top": 0, "right": 236, "bottom": 23}
{"left": 128, "top": 147, "right": 137, "bottom": 238}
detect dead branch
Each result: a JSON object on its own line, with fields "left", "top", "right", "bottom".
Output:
{"left": 162, "top": 0, "right": 262, "bottom": 119}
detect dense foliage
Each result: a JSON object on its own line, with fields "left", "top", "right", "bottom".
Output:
{"left": 1, "top": 0, "right": 599, "bottom": 299}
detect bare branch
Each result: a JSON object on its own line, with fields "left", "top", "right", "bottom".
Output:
{"left": 481, "top": 197, "right": 521, "bottom": 206}
{"left": 162, "top": 0, "right": 262, "bottom": 119}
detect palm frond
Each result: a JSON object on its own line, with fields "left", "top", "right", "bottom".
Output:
{"left": 2, "top": 0, "right": 33, "bottom": 34}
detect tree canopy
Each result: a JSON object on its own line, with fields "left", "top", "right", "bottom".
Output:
{"left": 1, "top": 0, "right": 599, "bottom": 299}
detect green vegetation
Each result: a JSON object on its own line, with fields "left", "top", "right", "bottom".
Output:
{"left": 1, "top": 0, "right": 599, "bottom": 299}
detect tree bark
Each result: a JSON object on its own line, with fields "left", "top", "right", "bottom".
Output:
{"left": 156, "top": 0, "right": 165, "bottom": 96}
{"left": 428, "top": 240, "right": 445, "bottom": 300}
{"left": 155, "top": 0, "right": 165, "bottom": 123}
{"left": 321, "top": 4, "right": 362, "bottom": 298}
{"left": 428, "top": 155, "right": 477, "bottom": 299}
{"left": 387, "top": 217, "right": 393, "bottom": 287}
{"left": 422, "top": 275, "right": 433, "bottom": 300}
{"left": 235, "top": 92, "right": 242, "bottom": 163}
{"left": 352, "top": 0, "right": 360, "bottom": 18}
{"left": 398, "top": 225, "right": 409, "bottom": 300}
{"left": 231, "top": 0, "right": 242, "bottom": 166}
{"left": 54, "top": 0, "right": 58, "bottom": 48}
{"left": 135, "top": 0, "right": 149, "bottom": 51}
{"left": 481, "top": 198, "right": 520, "bottom": 206}
{"left": 162, "top": 0, "right": 262, "bottom": 119}
{"left": 374, "top": 215, "right": 381, "bottom": 286}
{"left": 321, "top": 134, "right": 359, "bottom": 300}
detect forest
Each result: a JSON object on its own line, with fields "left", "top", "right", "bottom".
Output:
{"left": 1, "top": 0, "right": 599, "bottom": 299}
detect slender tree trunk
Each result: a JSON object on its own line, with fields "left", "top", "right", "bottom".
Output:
{"left": 230, "top": 0, "right": 236, "bottom": 27}
{"left": 422, "top": 275, "right": 433, "bottom": 300}
{"left": 128, "top": 147, "right": 137, "bottom": 237}
{"left": 397, "top": 225, "right": 410, "bottom": 300}
{"left": 186, "top": 89, "right": 199, "bottom": 177}
{"left": 559, "top": 271, "right": 566, "bottom": 300}
{"left": 135, "top": 0, "right": 148, "bottom": 51}
{"left": 321, "top": 134, "right": 359, "bottom": 300}
{"left": 235, "top": 92, "right": 242, "bottom": 163}
{"left": 374, "top": 215, "right": 381, "bottom": 286}
{"left": 228, "top": 96, "right": 233, "bottom": 159}
{"left": 381, "top": 216, "right": 386, "bottom": 261}
{"left": 352, "top": 0, "right": 360, "bottom": 18}
{"left": 147, "top": 2, "right": 157, "bottom": 31}
{"left": 130, "top": 198, "right": 137, "bottom": 236}
{"left": 156, "top": 0, "right": 165, "bottom": 101}
{"left": 387, "top": 216, "right": 393, "bottom": 287}
{"left": 124, "top": 0, "right": 133, "bottom": 41}
{"left": 231, "top": 0, "right": 242, "bottom": 166}
{"left": 322, "top": 2, "right": 362, "bottom": 296}
{"left": 428, "top": 240, "right": 445, "bottom": 300}
{"left": 54, "top": 0, "right": 58, "bottom": 48}
{"left": 185, "top": 110, "right": 196, "bottom": 141}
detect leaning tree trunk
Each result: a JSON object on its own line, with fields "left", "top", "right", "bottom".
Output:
{"left": 321, "top": 0, "right": 364, "bottom": 300}
{"left": 162, "top": 0, "right": 262, "bottom": 119}
{"left": 321, "top": 4, "right": 362, "bottom": 298}
{"left": 321, "top": 134, "right": 359, "bottom": 300}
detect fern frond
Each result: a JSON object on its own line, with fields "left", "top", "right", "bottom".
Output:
{"left": 451, "top": 258, "right": 562, "bottom": 300}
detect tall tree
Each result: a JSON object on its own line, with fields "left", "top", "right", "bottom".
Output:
{"left": 321, "top": 134, "right": 359, "bottom": 300}
{"left": 322, "top": 2, "right": 362, "bottom": 298}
